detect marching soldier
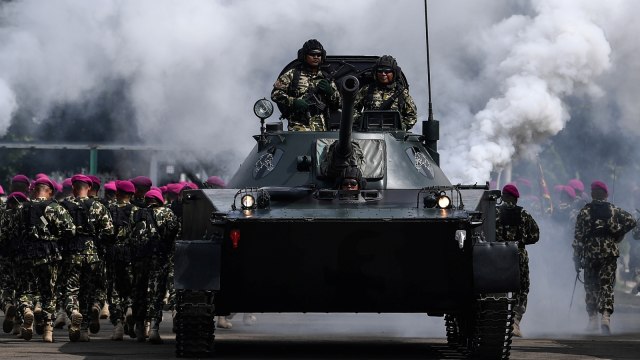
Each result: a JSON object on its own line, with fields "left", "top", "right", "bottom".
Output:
{"left": 59, "top": 174, "right": 114, "bottom": 342}
{"left": 130, "top": 176, "right": 152, "bottom": 208}
{"left": 353, "top": 55, "right": 417, "bottom": 131}
{"left": 495, "top": 184, "right": 540, "bottom": 337}
{"left": 13, "top": 177, "right": 75, "bottom": 342}
{"left": 272, "top": 39, "right": 341, "bottom": 131}
{"left": 130, "top": 188, "right": 178, "bottom": 344}
{"left": 573, "top": 181, "right": 636, "bottom": 335}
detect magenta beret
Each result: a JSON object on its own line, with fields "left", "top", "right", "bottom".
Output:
{"left": 183, "top": 182, "right": 198, "bottom": 190}
{"left": 568, "top": 179, "right": 585, "bottom": 193}
{"left": 34, "top": 173, "right": 48, "bottom": 180}
{"left": 159, "top": 186, "right": 168, "bottom": 194}
{"left": 167, "top": 183, "right": 182, "bottom": 195}
{"left": 11, "top": 175, "right": 30, "bottom": 185}
{"left": 71, "top": 174, "right": 92, "bottom": 186}
{"left": 561, "top": 185, "right": 576, "bottom": 199}
{"left": 131, "top": 176, "right": 152, "bottom": 187}
{"left": 116, "top": 180, "right": 135, "bottom": 194}
{"left": 206, "top": 176, "right": 225, "bottom": 187}
{"left": 502, "top": 184, "right": 520, "bottom": 198}
{"left": 591, "top": 180, "right": 608, "bottom": 194}
{"left": 0, "top": 185, "right": 4, "bottom": 195}
{"left": 62, "top": 178, "right": 73, "bottom": 189}
{"left": 104, "top": 181, "right": 117, "bottom": 192}
{"left": 88, "top": 175, "right": 101, "bottom": 187}
{"left": 144, "top": 188, "right": 164, "bottom": 203}
{"left": 516, "top": 177, "right": 532, "bottom": 188}
{"left": 34, "top": 177, "right": 55, "bottom": 190}
{"left": 8, "top": 191, "right": 28, "bottom": 202}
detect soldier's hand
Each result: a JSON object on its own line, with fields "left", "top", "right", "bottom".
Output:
{"left": 317, "top": 79, "right": 334, "bottom": 96}
{"left": 293, "top": 98, "right": 309, "bottom": 113}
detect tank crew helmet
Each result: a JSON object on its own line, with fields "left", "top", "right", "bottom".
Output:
{"left": 336, "top": 166, "right": 366, "bottom": 190}
{"left": 298, "top": 39, "right": 326, "bottom": 63}
{"left": 374, "top": 55, "right": 400, "bottom": 81}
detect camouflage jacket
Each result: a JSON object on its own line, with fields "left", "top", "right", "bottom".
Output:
{"left": 271, "top": 67, "right": 341, "bottom": 131}
{"left": 573, "top": 200, "right": 637, "bottom": 262}
{"left": 495, "top": 202, "right": 540, "bottom": 249}
{"left": 130, "top": 205, "right": 178, "bottom": 258}
{"left": 353, "top": 82, "right": 417, "bottom": 131}
{"left": 108, "top": 200, "right": 138, "bottom": 247}
{"left": 61, "top": 196, "right": 114, "bottom": 262}
{"left": 15, "top": 197, "right": 76, "bottom": 263}
{"left": 0, "top": 202, "right": 20, "bottom": 257}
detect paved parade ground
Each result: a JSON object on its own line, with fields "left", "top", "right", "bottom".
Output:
{"left": 1, "top": 310, "right": 640, "bottom": 359}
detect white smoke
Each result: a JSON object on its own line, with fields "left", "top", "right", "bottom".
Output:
{"left": 441, "top": 0, "right": 617, "bottom": 183}
{"left": 0, "top": 78, "right": 16, "bottom": 136}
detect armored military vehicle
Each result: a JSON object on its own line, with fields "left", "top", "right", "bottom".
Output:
{"left": 174, "top": 56, "right": 521, "bottom": 359}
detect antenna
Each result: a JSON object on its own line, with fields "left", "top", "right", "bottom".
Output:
{"left": 424, "top": 0, "right": 434, "bottom": 122}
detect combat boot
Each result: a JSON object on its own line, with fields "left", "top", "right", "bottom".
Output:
{"left": 601, "top": 311, "right": 611, "bottom": 335}
{"left": 21, "top": 307, "right": 34, "bottom": 341}
{"left": 69, "top": 310, "right": 83, "bottom": 342}
{"left": 243, "top": 313, "right": 257, "bottom": 326}
{"left": 3, "top": 303, "right": 16, "bottom": 333}
{"left": 79, "top": 328, "right": 90, "bottom": 342}
{"left": 100, "top": 302, "right": 110, "bottom": 319}
{"left": 34, "top": 305, "right": 44, "bottom": 335}
{"left": 43, "top": 324, "right": 54, "bottom": 343}
{"left": 217, "top": 316, "right": 232, "bottom": 329}
{"left": 53, "top": 310, "right": 68, "bottom": 329}
{"left": 111, "top": 320, "right": 124, "bottom": 341}
{"left": 89, "top": 303, "right": 101, "bottom": 334}
{"left": 135, "top": 321, "right": 145, "bottom": 342}
{"left": 587, "top": 314, "right": 599, "bottom": 332}
{"left": 148, "top": 322, "right": 163, "bottom": 344}
{"left": 512, "top": 318, "right": 522, "bottom": 337}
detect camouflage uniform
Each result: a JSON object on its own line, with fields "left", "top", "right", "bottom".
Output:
{"left": 271, "top": 67, "right": 341, "bottom": 131}
{"left": 59, "top": 196, "right": 113, "bottom": 334}
{"left": 495, "top": 201, "right": 540, "bottom": 323}
{"left": 0, "top": 201, "right": 21, "bottom": 331}
{"left": 353, "top": 82, "right": 418, "bottom": 131}
{"left": 106, "top": 200, "right": 137, "bottom": 327}
{"left": 573, "top": 200, "right": 636, "bottom": 316}
{"left": 14, "top": 198, "right": 75, "bottom": 330}
{"left": 130, "top": 204, "right": 178, "bottom": 333}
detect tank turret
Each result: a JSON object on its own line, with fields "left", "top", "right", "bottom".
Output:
{"left": 324, "top": 75, "right": 359, "bottom": 179}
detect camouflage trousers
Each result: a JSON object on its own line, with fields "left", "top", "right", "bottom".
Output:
{"left": 63, "top": 255, "right": 102, "bottom": 329}
{"left": 514, "top": 249, "right": 530, "bottom": 322}
{"left": 132, "top": 255, "right": 169, "bottom": 324}
{"left": 0, "top": 258, "right": 17, "bottom": 312}
{"left": 16, "top": 260, "right": 59, "bottom": 323}
{"left": 108, "top": 258, "right": 133, "bottom": 325}
{"left": 583, "top": 256, "right": 617, "bottom": 315}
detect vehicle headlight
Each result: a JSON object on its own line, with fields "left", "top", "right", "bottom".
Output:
{"left": 437, "top": 194, "right": 451, "bottom": 209}
{"left": 253, "top": 98, "right": 274, "bottom": 120}
{"left": 241, "top": 194, "right": 256, "bottom": 210}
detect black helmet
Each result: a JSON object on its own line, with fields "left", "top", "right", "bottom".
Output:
{"left": 373, "top": 55, "right": 400, "bottom": 81}
{"left": 336, "top": 166, "right": 366, "bottom": 189}
{"left": 298, "top": 39, "right": 326, "bottom": 63}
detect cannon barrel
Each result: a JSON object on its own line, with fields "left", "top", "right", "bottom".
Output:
{"left": 335, "top": 75, "right": 359, "bottom": 158}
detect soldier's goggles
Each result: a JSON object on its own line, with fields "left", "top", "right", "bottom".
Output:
{"left": 376, "top": 68, "right": 393, "bottom": 74}
{"left": 342, "top": 179, "right": 358, "bottom": 187}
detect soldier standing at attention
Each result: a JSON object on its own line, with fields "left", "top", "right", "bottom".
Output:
{"left": 573, "top": 181, "right": 636, "bottom": 335}
{"left": 495, "top": 184, "right": 540, "bottom": 337}
{"left": 353, "top": 55, "right": 418, "bottom": 131}
{"left": 271, "top": 39, "right": 341, "bottom": 131}
{"left": 60, "top": 175, "right": 114, "bottom": 342}
{"left": 13, "top": 177, "right": 75, "bottom": 342}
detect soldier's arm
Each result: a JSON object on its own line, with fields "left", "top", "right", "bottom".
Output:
{"left": 271, "top": 70, "right": 295, "bottom": 111}
{"left": 46, "top": 204, "right": 76, "bottom": 239}
{"left": 614, "top": 207, "right": 637, "bottom": 236}
{"left": 573, "top": 210, "right": 588, "bottom": 257}
{"left": 522, "top": 212, "right": 540, "bottom": 245}
{"left": 352, "top": 86, "right": 367, "bottom": 126}
{"left": 94, "top": 202, "right": 115, "bottom": 240}
{"left": 326, "top": 79, "right": 342, "bottom": 111}
{"left": 401, "top": 89, "right": 418, "bottom": 131}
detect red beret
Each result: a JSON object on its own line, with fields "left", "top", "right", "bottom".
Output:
{"left": 568, "top": 179, "right": 585, "bottom": 193}
{"left": 502, "top": 184, "right": 520, "bottom": 198}
{"left": 206, "top": 176, "right": 225, "bottom": 187}
{"left": 11, "top": 175, "right": 30, "bottom": 185}
{"left": 34, "top": 177, "right": 55, "bottom": 190}
{"left": 104, "top": 181, "right": 117, "bottom": 192}
{"left": 71, "top": 174, "right": 92, "bottom": 186}
{"left": 116, "top": 180, "right": 135, "bottom": 194}
{"left": 131, "top": 176, "right": 152, "bottom": 187}
{"left": 144, "top": 188, "right": 164, "bottom": 203}
{"left": 8, "top": 191, "right": 28, "bottom": 202}
{"left": 591, "top": 180, "right": 608, "bottom": 194}
{"left": 88, "top": 175, "right": 101, "bottom": 187}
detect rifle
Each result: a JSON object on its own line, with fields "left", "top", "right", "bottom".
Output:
{"left": 569, "top": 270, "right": 580, "bottom": 309}
{"left": 300, "top": 62, "right": 357, "bottom": 123}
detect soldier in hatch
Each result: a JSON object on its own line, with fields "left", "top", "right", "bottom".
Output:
{"left": 271, "top": 39, "right": 341, "bottom": 131}
{"left": 353, "top": 55, "right": 417, "bottom": 131}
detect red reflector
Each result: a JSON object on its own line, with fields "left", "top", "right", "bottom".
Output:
{"left": 230, "top": 229, "right": 240, "bottom": 249}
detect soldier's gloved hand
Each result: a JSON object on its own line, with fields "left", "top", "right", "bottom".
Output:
{"left": 317, "top": 79, "right": 334, "bottom": 96}
{"left": 293, "top": 98, "right": 309, "bottom": 113}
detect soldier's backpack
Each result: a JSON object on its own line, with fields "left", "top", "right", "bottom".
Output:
{"left": 588, "top": 201, "right": 613, "bottom": 237}
{"left": 16, "top": 200, "right": 59, "bottom": 259}
{"left": 109, "top": 203, "right": 134, "bottom": 237}
{"left": 130, "top": 207, "right": 165, "bottom": 258}
{"left": 498, "top": 205, "right": 524, "bottom": 243}
{"left": 60, "top": 198, "right": 96, "bottom": 252}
